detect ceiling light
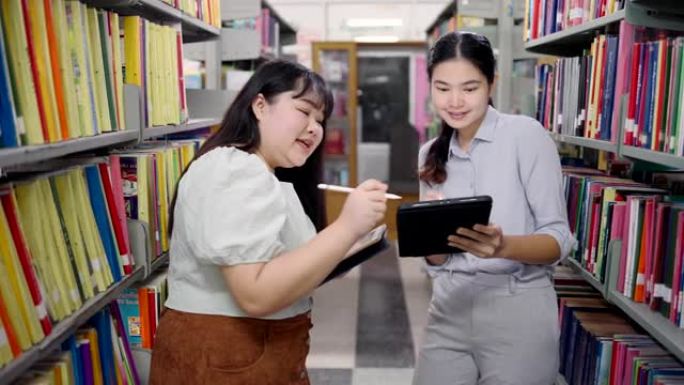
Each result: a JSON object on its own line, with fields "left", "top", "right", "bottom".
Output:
{"left": 346, "top": 18, "right": 403, "bottom": 28}
{"left": 353, "top": 35, "right": 400, "bottom": 43}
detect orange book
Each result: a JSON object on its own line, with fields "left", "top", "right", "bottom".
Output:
{"left": 0, "top": 290, "right": 21, "bottom": 357}
{"left": 634, "top": 197, "right": 655, "bottom": 302}
{"left": 43, "top": 0, "right": 70, "bottom": 140}
{"left": 138, "top": 288, "right": 151, "bottom": 349}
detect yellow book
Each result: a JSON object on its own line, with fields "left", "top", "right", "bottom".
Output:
{"left": 110, "top": 13, "right": 126, "bottom": 131}
{"left": 71, "top": 170, "right": 112, "bottom": 291}
{"left": 0, "top": 203, "right": 44, "bottom": 344}
{"left": 122, "top": 16, "right": 142, "bottom": 86}
{"left": 157, "top": 150, "right": 169, "bottom": 252}
{"left": 14, "top": 183, "right": 69, "bottom": 321}
{"left": 86, "top": 7, "right": 112, "bottom": 133}
{"left": 52, "top": 172, "right": 96, "bottom": 300}
{"left": 64, "top": 1, "right": 96, "bottom": 137}
{"left": 0, "top": 0, "right": 44, "bottom": 145}
{"left": 145, "top": 21, "right": 153, "bottom": 125}
{"left": 52, "top": 0, "right": 81, "bottom": 139}
{"left": 38, "top": 179, "right": 82, "bottom": 313}
{"left": 26, "top": 0, "right": 62, "bottom": 142}
{"left": 0, "top": 235, "right": 31, "bottom": 350}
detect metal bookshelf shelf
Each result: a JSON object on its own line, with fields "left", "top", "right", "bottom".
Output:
{"left": 99, "top": 0, "right": 220, "bottom": 43}
{"left": 606, "top": 289, "right": 684, "bottom": 363}
{"left": 566, "top": 257, "right": 606, "bottom": 296}
{"left": 136, "top": 0, "right": 219, "bottom": 42}
{"left": 0, "top": 267, "right": 145, "bottom": 385}
{"left": 0, "top": 130, "right": 139, "bottom": 170}
{"left": 550, "top": 133, "right": 619, "bottom": 153}
{"left": 525, "top": 9, "right": 625, "bottom": 55}
{"left": 141, "top": 118, "right": 220, "bottom": 140}
{"left": 150, "top": 252, "right": 169, "bottom": 272}
{"left": 620, "top": 145, "right": 684, "bottom": 170}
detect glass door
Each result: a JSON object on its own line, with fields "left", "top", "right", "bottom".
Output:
{"left": 312, "top": 42, "right": 357, "bottom": 187}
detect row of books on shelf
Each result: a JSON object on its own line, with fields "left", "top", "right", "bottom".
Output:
{"left": 117, "top": 269, "right": 168, "bottom": 350}
{"left": 161, "top": 0, "right": 221, "bottom": 28}
{"left": 0, "top": 0, "right": 191, "bottom": 150}
{"left": 523, "top": 0, "right": 625, "bottom": 41}
{"left": 536, "top": 22, "right": 684, "bottom": 156}
{"left": 0, "top": 159, "right": 133, "bottom": 368}
{"left": 0, "top": 137, "right": 203, "bottom": 369}
{"left": 562, "top": 166, "right": 684, "bottom": 329}
{"left": 6, "top": 268, "right": 171, "bottom": 385}
{"left": 8, "top": 303, "right": 141, "bottom": 385}
{"left": 556, "top": 284, "right": 684, "bottom": 385}
{"left": 118, "top": 138, "right": 203, "bottom": 259}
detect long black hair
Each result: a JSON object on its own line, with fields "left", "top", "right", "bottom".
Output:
{"left": 169, "top": 59, "right": 333, "bottom": 234}
{"left": 419, "top": 32, "right": 496, "bottom": 186}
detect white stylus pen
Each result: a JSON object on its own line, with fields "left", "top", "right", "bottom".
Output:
{"left": 317, "top": 183, "right": 403, "bottom": 200}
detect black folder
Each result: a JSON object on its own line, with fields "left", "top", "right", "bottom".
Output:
{"left": 396, "top": 195, "right": 493, "bottom": 257}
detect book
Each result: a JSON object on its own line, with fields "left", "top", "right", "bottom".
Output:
{"left": 321, "top": 224, "right": 388, "bottom": 285}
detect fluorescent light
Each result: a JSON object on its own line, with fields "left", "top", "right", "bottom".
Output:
{"left": 346, "top": 18, "right": 403, "bottom": 28}
{"left": 353, "top": 35, "right": 400, "bottom": 43}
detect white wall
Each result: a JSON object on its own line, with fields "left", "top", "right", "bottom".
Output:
{"left": 267, "top": 0, "right": 449, "bottom": 66}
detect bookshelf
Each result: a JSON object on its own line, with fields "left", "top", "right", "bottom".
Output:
{"left": 0, "top": 267, "right": 145, "bottom": 385}
{"left": 550, "top": 133, "right": 620, "bottom": 153}
{"left": 0, "top": 0, "right": 225, "bottom": 382}
{"left": 141, "top": 118, "right": 221, "bottom": 140}
{"left": 525, "top": 9, "right": 625, "bottom": 55}
{"left": 92, "top": 0, "right": 220, "bottom": 43}
{"left": 529, "top": 0, "right": 684, "bottom": 369}
{"left": 566, "top": 257, "right": 606, "bottom": 296}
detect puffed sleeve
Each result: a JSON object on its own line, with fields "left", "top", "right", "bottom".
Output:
{"left": 177, "top": 148, "right": 287, "bottom": 265}
{"left": 516, "top": 119, "right": 577, "bottom": 261}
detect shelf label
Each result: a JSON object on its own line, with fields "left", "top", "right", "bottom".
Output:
{"left": 663, "top": 287, "right": 672, "bottom": 303}
{"left": 654, "top": 284, "right": 666, "bottom": 299}
{"left": 36, "top": 302, "right": 48, "bottom": 319}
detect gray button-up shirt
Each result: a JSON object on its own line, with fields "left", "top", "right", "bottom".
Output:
{"left": 418, "top": 106, "right": 576, "bottom": 282}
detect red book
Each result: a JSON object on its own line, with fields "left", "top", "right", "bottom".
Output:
{"left": 108, "top": 156, "right": 132, "bottom": 273}
{"left": 97, "top": 162, "right": 132, "bottom": 275}
{"left": 669, "top": 211, "right": 684, "bottom": 322}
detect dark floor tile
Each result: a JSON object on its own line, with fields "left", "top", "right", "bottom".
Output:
{"left": 356, "top": 245, "right": 415, "bottom": 368}
{"left": 307, "top": 368, "right": 353, "bottom": 385}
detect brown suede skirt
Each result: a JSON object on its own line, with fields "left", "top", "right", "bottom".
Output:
{"left": 149, "top": 308, "right": 313, "bottom": 385}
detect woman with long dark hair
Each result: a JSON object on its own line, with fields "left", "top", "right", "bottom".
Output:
{"left": 412, "top": 32, "right": 574, "bottom": 385}
{"left": 150, "top": 60, "right": 388, "bottom": 384}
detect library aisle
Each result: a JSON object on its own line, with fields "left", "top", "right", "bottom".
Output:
{"left": 307, "top": 246, "right": 432, "bottom": 385}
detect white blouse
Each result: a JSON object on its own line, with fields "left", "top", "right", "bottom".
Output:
{"left": 165, "top": 146, "right": 315, "bottom": 319}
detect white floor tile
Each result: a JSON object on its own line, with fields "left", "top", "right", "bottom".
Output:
{"left": 352, "top": 368, "right": 414, "bottom": 385}
{"left": 307, "top": 268, "right": 360, "bottom": 369}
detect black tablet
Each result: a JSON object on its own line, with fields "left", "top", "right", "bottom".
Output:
{"left": 396, "top": 195, "right": 493, "bottom": 257}
{"left": 321, "top": 224, "right": 389, "bottom": 285}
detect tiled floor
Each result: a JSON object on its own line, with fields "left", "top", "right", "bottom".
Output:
{"left": 306, "top": 243, "right": 433, "bottom": 385}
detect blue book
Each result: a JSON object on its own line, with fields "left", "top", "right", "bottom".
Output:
{"left": 0, "top": 7, "right": 19, "bottom": 148}
{"left": 91, "top": 310, "right": 117, "bottom": 385}
{"left": 85, "top": 165, "right": 123, "bottom": 282}
{"left": 62, "top": 335, "right": 83, "bottom": 385}
{"left": 600, "top": 36, "right": 619, "bottom": 141}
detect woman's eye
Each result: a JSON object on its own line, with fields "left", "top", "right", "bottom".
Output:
{"left": 464, "top": 88, "right": 476, "bottom": 93}
{"left": 436, "top": 88, "right": 449, "bottom": 92}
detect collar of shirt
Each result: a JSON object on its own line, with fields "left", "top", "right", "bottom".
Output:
{"left": 448, "top": 106, "right": 499, "bottom": 159}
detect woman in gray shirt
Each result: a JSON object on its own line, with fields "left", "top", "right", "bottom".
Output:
{"left": 412, "top": 32, "right": 575, "bottom": 385}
